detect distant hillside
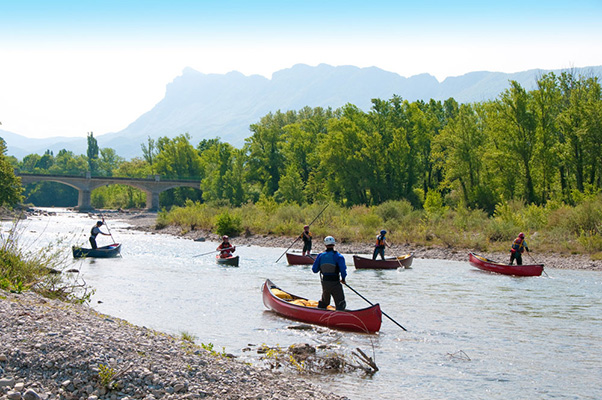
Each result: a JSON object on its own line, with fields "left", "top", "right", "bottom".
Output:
{"left": 4, "top": 64, "right": 602, "bottom": 159}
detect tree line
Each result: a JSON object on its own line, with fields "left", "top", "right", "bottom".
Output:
{"left": 2, "top": 70, "right": 601, "bottom": 213}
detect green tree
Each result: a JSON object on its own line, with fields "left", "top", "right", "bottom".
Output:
{"left": 433, "top": 103, "right": 496, "bottom": 212}
{"left": 49, "top": 149, "right": 88, "bottom": 175}
{"left": 154, "top": 134, "right": 203, "bottom": 207}
{"left": 492, "top": 81, "right": 538, "bottom": 204}
{"left": 97, "top": 148, "right": 124, "bottom": 177}
{"left": 200, "top": 141, "right": 234, "bottom": 203}
{"left": 141, "top": 136, "right": 157, "bottom": 173}
{"left": 87, "top": 132, "right": 99, "bottom": 174}
{"left": 275, "top": 164, "right": 305, "bottom": 204}
{"left": 0, "top": 138, "right": 23, "bottom": 206}
{"left": 246, "top": 111, "right": 296, "bottom": 196}
{"left": 532, "top": 72, "right": 563, "bottom": 202}
{"left": 114, "top": 157, "right": 152, "bottom": 178}
{"left": 155, "top": 134, "right": 202, "bottom": 179}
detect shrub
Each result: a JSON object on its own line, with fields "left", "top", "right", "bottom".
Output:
{"left": 214, "top": 211, "right": 242, "bottom": 237}
{"left": 0, "top": 219, "right": 91, "bottom": 302}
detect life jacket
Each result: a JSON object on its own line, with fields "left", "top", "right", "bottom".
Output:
{"left": 90, "top": 226, "right": 99, "bottom": 238}
{"left": 302, "top": 231, "right": 312, "bottom": 242}
{"left": 511, "top": 237, "right": 525, "bottom": 253}
{"left": 375, "top": 234, "right": 386, "bottom": 248}
{"left": 218, "top": 242, "right": 234, "bottom": 257}
{"left": 318, "top": 250, "right": 340, "bottom": 281}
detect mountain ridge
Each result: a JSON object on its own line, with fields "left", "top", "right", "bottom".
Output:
{"left": 3, "top": 63, "right": 601, "bottom": 160}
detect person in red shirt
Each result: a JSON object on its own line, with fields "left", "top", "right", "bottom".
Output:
{"left": 217, "top": 235, "right": 236, "bottom": 258}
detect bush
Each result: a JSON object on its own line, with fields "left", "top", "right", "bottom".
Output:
{"left": 0, "top": 219, "right": 91, "bottom": 302}
{"left": 214, "top": 211, "right": 242, "bottom": 237}
{"left": 374, "top": 200, "right": 413, "bottom": 223}
{"left": 485, "top": 218, "right": 517, "bottom": 243}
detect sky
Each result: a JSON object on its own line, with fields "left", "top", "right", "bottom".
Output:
{"left": 1, "top": 0, "right": 601, "bottom": 139}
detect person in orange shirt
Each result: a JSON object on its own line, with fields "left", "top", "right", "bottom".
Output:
{"left": 372, "top": 229, "right": 391, "bottom": 260}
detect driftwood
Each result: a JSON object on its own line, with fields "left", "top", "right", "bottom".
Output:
{"left": 351, "top": 347, "right": 379, "bottom": 372}
{"left": 447, "top": 350, "right": 471, "bottom": 361}
{"left": 256, "top": 343, "right": 378, "bottom": 374}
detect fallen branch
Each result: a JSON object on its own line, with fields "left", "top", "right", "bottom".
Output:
{"left": 351, "top": 347, "right": 379, "bottom": 372}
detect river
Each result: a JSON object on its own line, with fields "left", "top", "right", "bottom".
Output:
{"left": 3, "top": 209, "right": 601, "bottom": 400}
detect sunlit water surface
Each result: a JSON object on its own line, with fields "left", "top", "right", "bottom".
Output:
{"left": 4, "top": 209, "right": 602, "bottom": 400}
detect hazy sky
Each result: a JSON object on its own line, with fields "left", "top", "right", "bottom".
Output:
{"left": 1, "top": 0, "right": 601, "bottom": 139}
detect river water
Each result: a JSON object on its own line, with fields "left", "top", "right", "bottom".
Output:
{"left": 4, "top": 209, "right": 602, "bottom": 400}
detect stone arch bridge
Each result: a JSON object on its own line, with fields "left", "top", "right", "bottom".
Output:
{"left": 16, "top": 172, "right": 201, "bottom": 212}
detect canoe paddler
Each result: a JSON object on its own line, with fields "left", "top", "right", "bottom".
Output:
{"left": 89, "top": 220, "right": 110, "bottom": 249}
{"left": 312, "top": 236, "right": 347, "bottom": 310}
{"left": 217, "top": 235, "right": 236, "bottom": 258}
{"left": 301, "top": 224, "right": 312, "bottom": 256}
{"left": 372, "top": 229, "right": 391, "bottom": 260}
{"left": 509, "top": 232, "right": 530, "bottom": 265}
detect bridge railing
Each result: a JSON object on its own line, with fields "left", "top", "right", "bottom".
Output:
{"left": 14, "top": 170, "right": 201, "bottom": 183}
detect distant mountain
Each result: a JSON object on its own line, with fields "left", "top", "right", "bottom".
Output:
{"left": 4, "top": 64, "right": 602, "bottom": 160}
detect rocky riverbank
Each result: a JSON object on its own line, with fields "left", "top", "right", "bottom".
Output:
{"left": 119, "top": 211, "right": 602, "bottom": 272}
{"left": 0, "top": 289, "right": 346, "bottom": 400}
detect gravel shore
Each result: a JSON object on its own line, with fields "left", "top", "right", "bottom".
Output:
{"left": 0, "top": 289, "right": 345, "bottom": 400}
{"left": 2, "top": 209, "right": 599, "bottom": 399}
{"left": 120, "top": 212, "right": 602, "bottom": 272}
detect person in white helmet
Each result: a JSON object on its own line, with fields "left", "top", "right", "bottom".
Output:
{"left": 311, "top": 236, "right": 347, "bottom": 310}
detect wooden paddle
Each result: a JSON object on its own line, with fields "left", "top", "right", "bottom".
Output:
{"left": 100, "top": 214, "right": 121, "bottom": 257}
{"left": 100, "top": 214, "right": 116, "bottom": 244}
{"left": 527, "top": 251, "right": 548, "bottom": 276}
{"left": 193, "top": 250, "right": 221, "bottom": 258}
{"left": 344, "top": 283, "right": 407, "bottom": 331}
{"left": 194, "top": 246, "right": 236, "bottom": 258}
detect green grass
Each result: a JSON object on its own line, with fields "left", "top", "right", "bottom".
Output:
{"left": 0, "top": 218, "right": 93, "bottom": 302}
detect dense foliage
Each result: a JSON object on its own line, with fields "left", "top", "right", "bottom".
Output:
{"left": 0, "top": 138, "right": 23, "bottom": 207}
{"left": 3, "top": 70, "right": 602, "bottom": 215}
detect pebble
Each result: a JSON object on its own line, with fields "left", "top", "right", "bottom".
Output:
{"left": 0, "top": 289, "right": 346, "bottom": 400}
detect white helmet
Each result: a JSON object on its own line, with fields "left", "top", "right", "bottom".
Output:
{"left": 324, "top": 236, "right": 336, "bottom": 246}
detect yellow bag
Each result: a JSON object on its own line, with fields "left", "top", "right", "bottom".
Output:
{"left": 271, "top": 288, "right": 293, "bottom": 300}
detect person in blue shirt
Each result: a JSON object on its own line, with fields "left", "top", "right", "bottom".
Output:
{"left": 312, "top": 236, "right": 347, "bottom": 310}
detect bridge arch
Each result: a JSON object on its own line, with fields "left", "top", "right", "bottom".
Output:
{"left": 16, "top": 172, "right": 201, "bottom": 212}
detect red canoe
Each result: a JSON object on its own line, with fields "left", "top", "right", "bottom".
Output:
{"left": 285, "top": 252, "right": 317, "bottom": 265}
{"left": 261, "top": 279, "right": 382, "bottom": 333}
{"left": 353, "top": 254, "right": 413, "bottom": 269}
{"left": 468, "top": 252, "right": 543, "bottom": 277}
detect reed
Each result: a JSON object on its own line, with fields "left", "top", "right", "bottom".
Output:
{"left": 0, "top": 217, "right": 92, "bottom": 302}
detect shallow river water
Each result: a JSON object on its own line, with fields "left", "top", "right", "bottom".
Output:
{"left": 4, "top": 209, "right": 602, "bottom": 400}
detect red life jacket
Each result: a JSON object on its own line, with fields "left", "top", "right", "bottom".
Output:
{"left": 511, "top": 237, "right": 525, "bottom": 253}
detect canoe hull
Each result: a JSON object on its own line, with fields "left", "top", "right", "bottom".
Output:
{"left": 468, "top": 252, "right": 543, "bottom": 276}
{"left": 353, "top": 254, "right": 413, "bottom": 269}
{"left": 285, "top": 253, "right": 317, "bottom": 265}
{"left": 216, "top": 255, "right": 240, "bottom": 267}
{"left": 72, "top": 243, "right": 121, "bottom": 258}
{"left": 262, "top": 279, "right": 382, "bottom": 333}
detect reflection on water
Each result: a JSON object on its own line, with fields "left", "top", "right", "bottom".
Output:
{"left": 4, "top": 209, "right": 602, "bottom": 400}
